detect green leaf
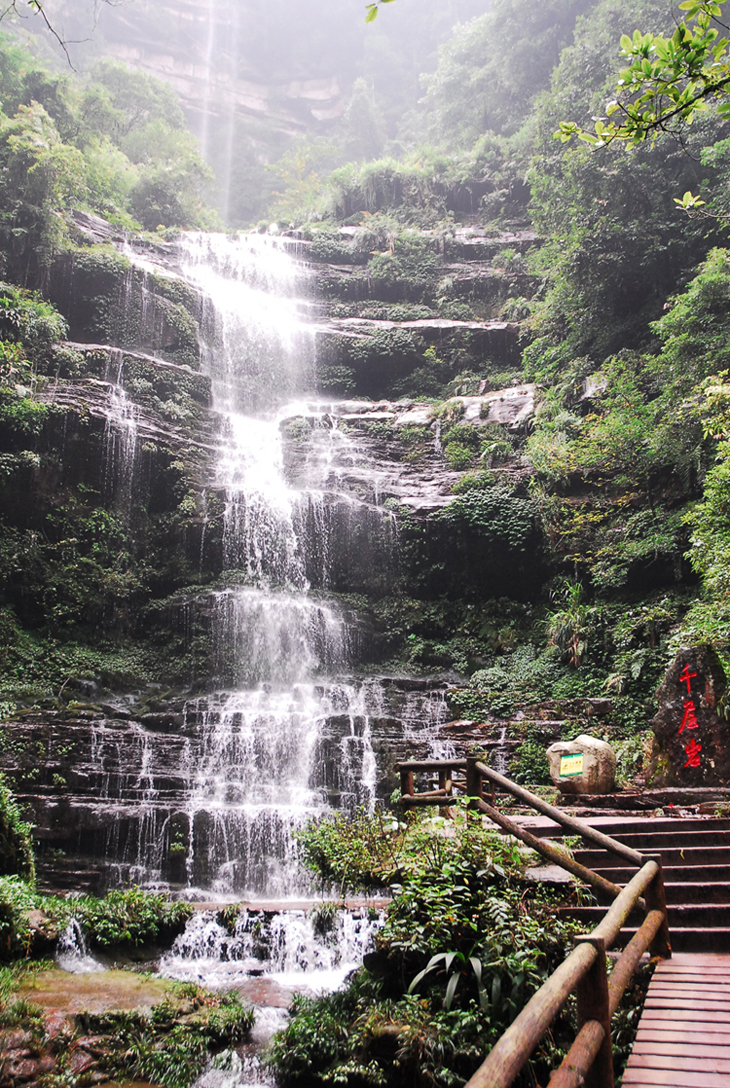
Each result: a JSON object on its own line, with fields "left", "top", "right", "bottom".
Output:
{"left": 444, "top": 970, "right": 461, "bottom": 1010}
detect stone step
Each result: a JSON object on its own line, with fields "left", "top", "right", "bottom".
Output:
{"left": 664, "top": 883, "right": 730, "bottom": 905}
{"left": 562, "top": 903, "right": 730, "bottom": 928}
{"left": 575, "top": 845, "right": 730, "bottom": 868}
{"left": 592, "top": 864, "right": 730, "bottom": 885}
{"left": 580, "top": 829, "right": 730, "bottom": 849}
{"left": 532, "top": 818, "right": 730, "bottom": 840}
{"left": 620, "top": 927, "right": 730, "bottom": 954}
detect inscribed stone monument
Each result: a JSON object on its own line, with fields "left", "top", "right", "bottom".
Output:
{"left": 650, "top": 645, "right": 730, "bottom": 785}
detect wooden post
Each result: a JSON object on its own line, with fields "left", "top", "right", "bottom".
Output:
{"left": 438, "top": 767, "right": 448, "bottom": 791}
{"left": 574, "top": 936, "right": 614, "bottom": 1088}
{"left": 643, "top": 853, "right": 672, "bottom": 960}
{"left": 466, "top": 756, "right": 483, "bottom": 806}
{"left": 400, "top": 766, "right": 414, "bottom": 800}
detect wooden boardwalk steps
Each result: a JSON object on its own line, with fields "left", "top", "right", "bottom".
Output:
{"left": 622, "top": 953, "right": 730, "bottom": 1087}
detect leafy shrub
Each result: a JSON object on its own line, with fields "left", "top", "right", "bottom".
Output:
{"left": 444, "top": 441, "right": 476, "bottom": 469}
{"left": 0, "top": 876, "right": 36, "bottom": 959}
{"left": 0, "top": 775, "right": 34, "bottom": 882}
{"left": 509, "top": 736, "right": 552, "bottom": 786}
{"left": 0, "top": 283, "right": 67, "bottom": 360}
{"left": 440, "top": 487, "right": 538, "bottom": 552}
{"left": 276, "top": 807, "right": 582, "bottom": 1088}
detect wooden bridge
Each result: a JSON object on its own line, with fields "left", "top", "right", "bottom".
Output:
{"left": 397, "top": 756, "right": 730, "bottom": 1088}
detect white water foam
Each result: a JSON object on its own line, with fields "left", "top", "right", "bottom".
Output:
{"left": 160, "top": 905, "right": 383, "bottom": 994}
{"left": 55, "top": 918, "right": 105, "bottom": 974}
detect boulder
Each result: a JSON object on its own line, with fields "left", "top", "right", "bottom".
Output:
{"left": 650, "top": 645, "right": 730, "bottom": 785}
{"left": 546, "top": 735, "right": 617, "bottom": 794}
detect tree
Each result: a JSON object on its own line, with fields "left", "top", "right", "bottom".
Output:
{"left": 420, "top": 0, "right": 595, "bottom": 145}
{"left": 0, "top": 101, "right": 86, "bottom": 278}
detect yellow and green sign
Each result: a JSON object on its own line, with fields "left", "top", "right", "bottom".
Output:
{"left": 559, "top": 753, "right": 584, "bottom": 777}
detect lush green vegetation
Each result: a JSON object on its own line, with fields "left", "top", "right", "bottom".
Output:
{"left": 269, "top": 805, "right": 647, "bottom": 1088}
{"left": 0, "top": 874, "right": 194, "bottom": 960}
{"left": 0, "top": 772, "right": 34, "bottom": 882}
{"left": 0, "top": 33, "right": 217, "bottom": 282}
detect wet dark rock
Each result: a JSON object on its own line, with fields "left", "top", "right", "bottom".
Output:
{"left": 3, "top": 1057, "right": 42, "bottom": 1084}
{"left": 141, "top": 712, "right": 184, "bottom": 731}
{"left": 99, "top": 704, "right": 133, "bottom": 720}
{"left": 71, "top": 209, "right": 124, "bottom": 246}
{"left": 69, "top": 1050, "right": 97, "bottom": 1076}
{"left": 25, "top": 910, "right": 59, "bottom": 955}
{"left": 650, "top": 645, "right": 730, "bottom": 785}
{"left": 586, "top": 698, "right": 613, "bottom": 716}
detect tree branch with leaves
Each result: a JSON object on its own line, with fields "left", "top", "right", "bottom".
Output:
{"left": 557, "top": 2, "right": 730, "bottom": 212}
{"left": 559, "top": 2, "right": 730, "bottom": 153}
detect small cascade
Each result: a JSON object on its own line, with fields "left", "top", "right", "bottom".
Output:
{"left": 162, "top": 906, "right": 380, "bottom": 1084}
{"left": 55, "top": 918, "right": 105, "bottom": 974}
{"left": 193, "top": 1047, "right": 277, "bottom": 1088}
{"left": 433, "top": 417, "right": 443, "bottom": 453}
{"left": 102, "top": 348, "right": 139, "bottom": 514}
{"left": 492, "top": 725, "right": 510, "bottom": 776}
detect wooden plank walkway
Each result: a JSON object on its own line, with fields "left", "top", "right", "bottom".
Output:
{"left": 622, "top": 953, "right": 730, "bottom": 1087}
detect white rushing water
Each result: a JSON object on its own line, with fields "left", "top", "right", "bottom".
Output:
{"left": 55, "top": 918, "right": 105, "bottom": 974}
{"left": 160, "top": 905, "right": 383, "bottom": 993}
{"left": 102, "top": 347, "right": 139, "bottom": 516}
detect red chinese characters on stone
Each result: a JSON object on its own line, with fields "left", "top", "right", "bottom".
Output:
{"left": 678, "top": 699, "right": 699, "bottom": 734}
{"left": 684, "top": 737, "right": 702, "bottom": 768}
{"left": 678, "top": 664, "right": 701, "bottom": 767}
{"left": 679, "top": 665, "right": 697, "bottom": 695}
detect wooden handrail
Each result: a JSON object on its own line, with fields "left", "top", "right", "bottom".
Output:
{"left": 395, "top": 755, "right": 672, "bottom": 1088}
{"left": 465, "top": 861, "right": 667, "bottom": 1088}
{"left": 472, "top": 797, "right": 643, "bottom": 909}
{"left": 397, "top": 757, "right": 644, "bottom": 866}
{"left": 473, "top": 761, "right": 644, "bottom": 866}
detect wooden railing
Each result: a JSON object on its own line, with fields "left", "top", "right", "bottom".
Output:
{"left": 397, "top": 756, "right": 671, "bottom": 1088}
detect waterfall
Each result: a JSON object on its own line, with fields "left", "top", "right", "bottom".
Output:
{"left": 50, "top": 232, "right": 449, "bottom": 902}
{"left": 158, "top": 233, "right": 438, "bottom": 897}
{"left": 160, "top": 905, "right": 383, "bottom": 993}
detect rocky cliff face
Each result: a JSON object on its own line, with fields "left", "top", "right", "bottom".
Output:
{"left": 34, "top": 0, "right": 364, "bottom": 136}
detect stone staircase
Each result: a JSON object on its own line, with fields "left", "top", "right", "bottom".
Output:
{"left": 537, "top": 816, "right": 730, "bottom": 952}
